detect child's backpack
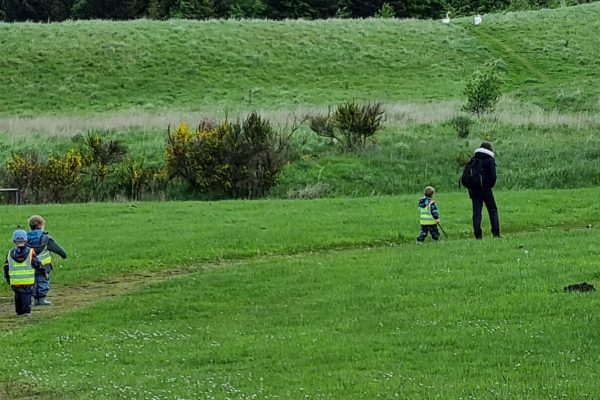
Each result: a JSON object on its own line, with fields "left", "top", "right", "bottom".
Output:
{"left": 460, "top": 157, "right": 484, "bottom": 190}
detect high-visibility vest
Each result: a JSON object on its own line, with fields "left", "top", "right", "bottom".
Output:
{"left": 419, "top": 200, "right": 436, "bottom": 225}
{"left": 30, "top": 234, "right": 52, "bottom": 266}
{"left": 7, "top": 249, "right": 35, "bottom": 286}
{"left": 37, "top": 249, "right": 52, "bottom": 266}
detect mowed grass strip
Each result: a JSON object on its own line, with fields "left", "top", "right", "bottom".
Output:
{"left": 0, "top": 187, "right": 599, "bottom": 288}
{"left": 1, "top": 227, "right": 599, "bottom": 398}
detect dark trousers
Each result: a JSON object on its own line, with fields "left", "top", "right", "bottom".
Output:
{"left": 469, "top": 189, "right": 500, "bottom": 239}
{"left": 417, "top": 225, "right": 439, "bottom": 242}
{"left": 12, "top": 286, "right": 33, "bottom": 315}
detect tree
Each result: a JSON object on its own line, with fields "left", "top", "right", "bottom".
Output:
{"left": 462, "top": 64, "right": 502, "bottom": 117}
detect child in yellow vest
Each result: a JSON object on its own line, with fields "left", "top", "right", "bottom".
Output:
{"left": 417, "top": 186, "right": 441, "bottom": 243}
{"left": 3, "top": 230, "right": 42, "bottom": 316}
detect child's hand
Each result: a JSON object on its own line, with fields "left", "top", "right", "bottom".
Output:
{"left": 435, "top": 219, "right": 441, "bottom": 224}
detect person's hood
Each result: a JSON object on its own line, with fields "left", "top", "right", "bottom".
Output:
{"left": 10, "top": 246, "right": 30, "bottom": 262}
{"left": 419, "top": 197, "right": 433, "bottom": 207}
{"left": 27, "top": 230, "right": 44, "bottom": 244}
{"left": 474, "top": 147, "right": 494, "bottom": 158}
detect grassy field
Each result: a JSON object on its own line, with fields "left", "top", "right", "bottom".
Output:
{"left": 0, "top": 187, "right": 598, "bottom": 284}
{"left": 1, "top": 4, "right": 599, "bottom": 399}
{"left": 0, "top": 3, "right": 599, "bottom": 118}
{"left": 1, "top": 188, "right": 600, "bottom": 398}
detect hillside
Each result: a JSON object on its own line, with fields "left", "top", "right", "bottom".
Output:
{"left": 0, "top": 3, "right": 599, "bottom": 117}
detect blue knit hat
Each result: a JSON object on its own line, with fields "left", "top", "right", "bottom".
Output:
{"left": 12, "top": 229, "right": 27, "bottom": 242}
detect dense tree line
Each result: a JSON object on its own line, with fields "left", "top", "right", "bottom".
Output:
{"left": 0, "top": 0, "right": 595, "bottom": 22}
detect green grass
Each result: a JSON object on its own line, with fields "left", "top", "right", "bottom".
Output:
{"left": 275, "top": 120, "right": 600, "bottom": 196}
{"left": 1, "top": 4, "right": 599, "bottom": 117}
{"left": 1, "top": 6, "right": 600, "bottom": 398}
{"left": 1, "top": 196, "right": 600, "bottom": 398}
{"left": 0, "top": 186, "right": 598, "bottom": 286}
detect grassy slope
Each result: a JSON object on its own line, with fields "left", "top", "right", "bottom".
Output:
{"left": 0, "top": 3, "right": 599, "bottom": 117}
{"left": 0, "top": 18, "right": 488, "bottom": 116}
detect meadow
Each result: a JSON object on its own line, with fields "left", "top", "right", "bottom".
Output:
{"left": 1, "top": 188, "right": 600, "bottom": 398}
{"left": 1, "top": 3, "right": 600, "bottom": 398}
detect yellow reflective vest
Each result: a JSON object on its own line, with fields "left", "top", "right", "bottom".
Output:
{"left": 7, "top": 249, "right": 35, "bottom": 286}
{"left": 419, "top": 200, "right": 436, "bottom": 225}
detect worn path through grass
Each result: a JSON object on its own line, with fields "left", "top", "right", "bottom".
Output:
{"left": 1, "top": 221, "right": 596, "bottom": 331}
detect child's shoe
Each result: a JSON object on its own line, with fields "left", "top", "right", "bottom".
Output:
{"left": 35, "top": 297, "right": 52, "bottom": 306}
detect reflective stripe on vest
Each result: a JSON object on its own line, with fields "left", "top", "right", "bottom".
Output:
{"left": 419, "top": 202, "right": 436, "bottom": 225}
{"left": 37, "top": 249, "right": 52, "bottom": 266}
{"left": 7, "top": 249, "right": 35, "bottom": 286}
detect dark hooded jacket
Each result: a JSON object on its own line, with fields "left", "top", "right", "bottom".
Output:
{"left": 471, "top": 147, "right": 497, "bottom": 191}
{"left": 26, "top": 230, "right": 67, "bottom": 266}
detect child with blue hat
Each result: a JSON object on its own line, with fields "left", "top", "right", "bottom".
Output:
{"left": 3, "top": 229, "right": 42, "bottom": 316}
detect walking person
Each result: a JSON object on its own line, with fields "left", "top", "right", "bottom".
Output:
{"left": 3, "top": 229, "right": 42, "bottom": 316}
{"left": 461, "top": 142, "right": 500, "bottom": 239}
{"left": 27, "top": 215, "right": 67, "bottom": 306}
{"left": 416, "top": 186, "right": 441, "bottom": 243}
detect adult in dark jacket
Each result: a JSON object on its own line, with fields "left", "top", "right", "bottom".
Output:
{"left": 469, "top": 142, "right": 500, "bottom": 239}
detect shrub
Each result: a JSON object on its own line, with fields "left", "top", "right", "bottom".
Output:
{"left": 3, "top": 150, "right": 45, "bottom": 203}
{"left": 74, "top": 132, "right": 128, "bottom": 200}
{"left": 43, "top": 149, "right": 84, "bottom": 202}
{"left": 164, "top": 113, "right": 291, "bottom": 199}
{"left": 309, "top": 102, "right": 384, "bottom": 153}
{"left": 450, "top": 115, "right": 473, "bottom": 138}
{"left": 462, "top": 65, "right": 501, "bottom": 117}
{"left": 117, "top": 157, "right": 159, "bottom": 201}
{"left": 375, "top": 2, "right": 395, "bottom": 18}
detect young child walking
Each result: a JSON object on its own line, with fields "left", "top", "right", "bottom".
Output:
{"left": 416, "top": 186, "right": 441, "bottom": 243}
{"left": 27, "top": 215, "right": 67, "bottom": 306}
{"left": 3, "top": 229, "right": 42, "bottom": 316}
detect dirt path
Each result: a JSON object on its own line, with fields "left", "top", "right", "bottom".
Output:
{"left": 0, "top": 266, "right": 210, "bottom": 330}
{"left": 0, "top": 223, "right": 592, "bottom": 330}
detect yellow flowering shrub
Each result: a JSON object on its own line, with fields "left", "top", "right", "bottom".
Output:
{"left": 43, "top": 149, "right": 84, "bottom": 202}
{"left": 164, "top": 113, "right": 290, "bottom": 199}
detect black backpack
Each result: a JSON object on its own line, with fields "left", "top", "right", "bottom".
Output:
{"left": 460, "top": 157, "right": 484, "bottom": 190}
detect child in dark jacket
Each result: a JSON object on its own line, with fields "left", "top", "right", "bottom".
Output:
{"left": 27, "top": 215, "right": 67, "bottom": 306}
{"left": 416, "top": 186, "right": 441, "bottom": 243}
{"left": 4, "top": 229, "right": 43, "bottom": 315}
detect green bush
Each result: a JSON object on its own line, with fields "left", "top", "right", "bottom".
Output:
{"left": 462, "top": 63, "right": 502, "bottom": 117}
{"left": 450, "top": 115, "right": 473, "bottom": 138}
{"left": 164, "top": 113, "right": 291, "bottom": 199}
{"left": 309, "top": 102, "right": 385, "bottom": 153}
{"left": 375, "top": 2, "right": 396, "bottom": 18}
{"left": 116, "top": 158, "right": 161, "bottom": 201}
{"left": 73, "top": 132, "right": 128, "bottom": 201}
